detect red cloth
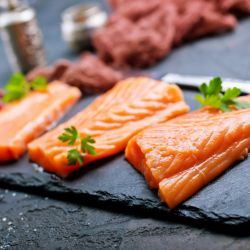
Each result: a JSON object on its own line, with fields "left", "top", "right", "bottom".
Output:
{"left": 93, "top": 0, "right": 249, "bottom": 68}
{"left": 26, "top": 59, "right": 72, "bottom": 83}
{"left": 26, "top": 53, "right": 122, "bottom": 94}
{"left": 61, "top": 52, "right": 122, "bottom": 93}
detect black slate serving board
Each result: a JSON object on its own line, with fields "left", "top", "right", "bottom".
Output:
{"left": 1, "top": 88, "right": 250, "bottom": 227}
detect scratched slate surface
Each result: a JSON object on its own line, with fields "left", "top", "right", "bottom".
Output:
{"left": 3, "top": 188, "right": 250, "bottom": 250}
{"left": 0, "top": 0, "right": 250, "bottom": 237}
{"left": 1, "top": 87, "right": 250, "bottom": 227}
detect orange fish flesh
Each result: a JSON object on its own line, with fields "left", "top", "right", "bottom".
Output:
{"left": 0, "top": 81, "right": 81, "bottom": 162}
{"left": 126, "top": 95, "right": 250, "bottom": 209}
{"left": 28, "top": 77, "right": 189, "bottom": 178}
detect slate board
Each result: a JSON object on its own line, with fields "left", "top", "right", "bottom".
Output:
{"left": 1, "top": 88, "right": 250, "bottom": 227}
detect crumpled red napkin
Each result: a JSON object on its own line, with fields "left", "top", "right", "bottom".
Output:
{"left": 93, "top": 0, "right": 250, "bottom": 68}
{"left": 26, "top": 52, "right": 122, "bottom": 94}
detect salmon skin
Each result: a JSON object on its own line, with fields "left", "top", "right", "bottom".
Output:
{"left": 0, "top": 81, "right": 81, "bottom": 162}
{"left": 28, "top": 77, "right": 189, "bottom": 178}
{"left": 126, "top": 95, "right": 250, "bottom": 209}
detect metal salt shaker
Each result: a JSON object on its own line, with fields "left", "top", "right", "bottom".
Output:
{"left": 0, "top": 0, "right": 47, "bottom": 73}
{"left": 61, "top": 3, "right": 108, "bottom": 51}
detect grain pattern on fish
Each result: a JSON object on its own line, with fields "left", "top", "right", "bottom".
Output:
{"left": 28, "top": 77, "right": 189, "bottom": 178}
{"left": 0, "top": 81, "right": 81, "bottom": 162}
{"left": 126, "top": 95, "right": 250, "bottom": 209}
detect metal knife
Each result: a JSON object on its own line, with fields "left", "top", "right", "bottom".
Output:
{"left": 161, "top": 73, "right": 250, "bottom": 94}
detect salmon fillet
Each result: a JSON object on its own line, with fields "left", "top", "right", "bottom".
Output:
{"left": 126, "top": 95, "right": 250, "bottom": 209}
{"left": 28, "top": 77, "right": 189, "bottom": 178}
{"left": 0, "top": 81, "right": 81, "bottom": 162}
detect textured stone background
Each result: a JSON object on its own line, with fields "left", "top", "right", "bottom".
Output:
{"left": 1, "top": 188, "right": 250, "bottom": 250}
{"left": 1, "top": 0, "right": 250, "bottom": 249}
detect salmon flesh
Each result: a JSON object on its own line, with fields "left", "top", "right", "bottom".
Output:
{"left": 0, "top": 81, "right": 81, "bottom": 161}
{"left": 28, "top": 77, "right": 189, "bottom": 178}
{"left": 126, "top": 95, "right": 250, "bottom": 209}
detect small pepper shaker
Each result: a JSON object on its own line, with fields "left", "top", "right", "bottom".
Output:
{"left": 61, "top": 3, "right": 108, "bottom": 51}
{"left": 0, "top": 0, "right": 47, "bottom": 73}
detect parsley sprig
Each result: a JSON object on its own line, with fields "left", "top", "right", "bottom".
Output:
{"left": 58, "top": 126, "right": 96, "bottom": 166}
{"left": 195, "top": 77, "right": 250, "bottom": 112}
{"left": 2, "top": 73, "right": 47, "bottom": 103}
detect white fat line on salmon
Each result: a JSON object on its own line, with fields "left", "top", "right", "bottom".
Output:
{"left": 153, "top": 149, "right": 161, "bottom": 167}
{"left": 191, "top": 154, "right": 206, "bottom": 183}
{"left": 224, "top": 116, "right": 236, "bottom": 139}
{"left": 196, "top": 129, "right": 205, "bottom": 147}
{"left": 187, "top": 138, "right": 206, "bottom": 183}
{"left": 155, "top": 157, "right": 160, "bottom": 167}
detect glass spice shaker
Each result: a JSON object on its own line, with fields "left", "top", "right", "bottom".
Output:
{"left": 0, "top": 0, "right": 47, "bottom": 73}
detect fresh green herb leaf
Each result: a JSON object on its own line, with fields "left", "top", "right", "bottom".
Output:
{"left": 31, "top": 76, "right": 47, "bottom": 91}
{"left": 235, "top": 100, "right": 250, "bottom": 109}
{"left": 67, "top": 149, "right": 84, "bottom": 166}
{"left": 203, "top": 95, "right": 221, "bottom": 109}
{"left": 221, "top": 87, "right": 241, "bottom": 102}
{"left": 195, "top": 77, "right": 250, "bottom": 112}
{"left": 58, "top": 126, "right": 79, "bottom": 146}
{"left": 226, "top": 99, "right": 250, "bottom": 110}
{"left": 219, "top": 102, "right": 232, "bottom": 112}
{"left": 2, "top": 90, "right": 25, "bottom": 103}
{"left": 5, "top": 73, "right": 26, "bottom": 91}
{"left": 58, "top": 126, "right": 96, "bottom": 166}
{"left": 198, "top": 77, "right": 222, "bottom": 97}
{"left": 81, "top": 136, "right": 96, "bottom": 156}
{"left": 195, "top": 94, "right": 221, "bottom": 109}
{"left": 1, "top": 73, "right": 47, "bottom": 103}
{"left": 194, "top": 95, "right": 205, "bottom": 106}
{"left": 198, "top": 83, "right": 207, "bottom": 97}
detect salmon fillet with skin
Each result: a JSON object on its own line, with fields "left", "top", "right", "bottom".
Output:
{"left": 126, "top": 95, "right": 250, "bottom": 209}
{"left": 0, "top": 81, "right": 81, "bottom": 162}
{"left": 28, "top": 77, "right": 189, "bottom": 178}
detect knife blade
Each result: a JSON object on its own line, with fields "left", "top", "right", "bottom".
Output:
{"left": 161, "top": 73, "right": 250, "bottom": 94}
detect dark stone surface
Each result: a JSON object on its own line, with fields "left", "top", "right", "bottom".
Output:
{"left": 1, "top": 0, "right": 250, "bottom": 248}
{"left": 1, "top": 187, "right": 250, "bottom": 250}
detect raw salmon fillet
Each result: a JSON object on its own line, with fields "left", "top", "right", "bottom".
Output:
{"left": 28, "top": 77, "right": 189, "bottom": 178}
{"left": 0, "top": 81, "right": 81, "bottom": 162}
{"left": 126, "top": 95, "right": 250, "bottom": 209}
